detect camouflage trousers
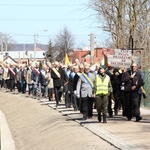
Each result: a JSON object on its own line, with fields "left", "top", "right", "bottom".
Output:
{"left": 95, "top": 94, "right": 108, "bottom": 115}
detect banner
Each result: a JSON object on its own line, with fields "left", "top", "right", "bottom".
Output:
{"left": 107, "top": 49, "right": 141, "bottom": 68}
{"left": 64, "top": 54, "right": 70, "bottom": 65}
{"left": 33, "top": 68, "right": 40, "bottom": 75}
{"left": 8, "top": 67, "right": 16, "bottom": 76}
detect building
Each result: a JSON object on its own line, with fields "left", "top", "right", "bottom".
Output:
{"left": 1, "top": 50, "right": 46, "bottom": 64}
{"left": 71, "top": 47, "right": 113, "bottom": 65}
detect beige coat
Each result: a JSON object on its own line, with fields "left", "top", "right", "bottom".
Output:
{"left": 26, "top": 69, "right": 32, "bottom": 84}
{"left": 45, "top": 72, "right": 54, "bottom": 89}
{"left": 3, "top": 68, "right": 9, "bottom": 80}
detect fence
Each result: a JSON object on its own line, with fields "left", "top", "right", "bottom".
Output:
{"left": 142, "top": 68, "right": 150, "bottom": 107}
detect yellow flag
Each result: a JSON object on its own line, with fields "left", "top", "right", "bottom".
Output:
{"left": 65, "top": 54, "right": 70, "bottom": 65}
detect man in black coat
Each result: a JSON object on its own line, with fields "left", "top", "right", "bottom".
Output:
{"left": 71, "top": 66, "right": 79, "bottom": 110}
{"left": 61, "top": 66, "right": 69, "bottom": 108}
{"left": 51, "top": 62, "right": 63, "bottom": 106}
{"left": 8, "top": 63, "right": 17, "bottom": 92}
{"left": 121, "top": 67, "right": 133, "bottom": 120}
{"left": 111, "top": 68, "right": 122, "bottom": 115}
{"left": 122, "top": 63, "right": 144, "bottom": 121}
{"left": 130, "top": 63, "right": 144, "bottom": 122}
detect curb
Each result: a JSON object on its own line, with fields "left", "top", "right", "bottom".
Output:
{"left": 47, "top": 101, "right": 141, "bottom": 150}
{"left": 0, "top": 110, "right": 16, "bottom": 150}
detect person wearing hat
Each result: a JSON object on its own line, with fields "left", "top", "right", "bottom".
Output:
{"left": 93, "top": 65, "right": 112, "bottom": 123}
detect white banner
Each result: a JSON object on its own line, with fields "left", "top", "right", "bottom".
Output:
{"left": 107, "top": 49, "right": 140, "bottom": 68}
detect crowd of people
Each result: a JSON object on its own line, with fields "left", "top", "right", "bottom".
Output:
{"left": 0, "top": 58, "right": 145, "bottom": 123}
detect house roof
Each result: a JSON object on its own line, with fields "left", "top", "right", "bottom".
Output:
{"left": 73, "top": 50, "right": 90, "bottom": 58}
{"left": 3, "top": 55, "right": 17, "bottom": 64}
{"left": 2, "top": 50, "right": 46, "bottom": 59}
{"left": 72, "top": 48, "right": 105, "bottom": 64}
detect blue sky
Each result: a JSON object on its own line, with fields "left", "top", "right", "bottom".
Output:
{"left": 0, "top": 0, "right": 109, "bottom": 48}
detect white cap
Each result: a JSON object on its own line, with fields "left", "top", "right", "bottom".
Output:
{"left": 90, "top": 66, "right": 96, "bottom": 72}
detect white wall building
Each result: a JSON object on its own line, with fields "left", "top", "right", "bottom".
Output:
{"left": 2, "top": 50, "right": 46, "bottom": 60}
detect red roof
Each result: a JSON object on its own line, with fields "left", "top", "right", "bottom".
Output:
{"left": 71, "top": 48, "right": 106, "bottom": 64}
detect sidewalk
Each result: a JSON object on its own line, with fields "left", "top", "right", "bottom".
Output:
{"left": 44, "top": 100, "right": 150, "bottom": 150}
{"left": 0, "top": 110, "right": 16, "bottom": 150}
{"left": 1, "top": 89, "right": 150, "bottom": 150}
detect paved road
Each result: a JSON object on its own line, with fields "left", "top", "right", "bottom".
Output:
{"left": 0, "top": 90, "right": 117, "bottom": 150}
{"left": 1, "top": 89, "right": 150, "bottom": 150}
{"left": 48, "top": 101, "right": 150, "bottom": 150}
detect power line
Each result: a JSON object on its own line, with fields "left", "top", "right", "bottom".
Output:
{"left": 3, "top": 31, "right": 103, "bottom": 38}
{"left": 0, "top": 18, "right": 87, "bottom": 21}
{"left": 11, "top": 34, "right": 90, "bottom": 37}
{"left": 0, "top": 4, "right": 81, "bottom": 7}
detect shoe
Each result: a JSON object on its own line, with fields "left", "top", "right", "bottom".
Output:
{"left": 114, "top": 110, "right": 118, "bottom": 115}
{"left": 109, "top": 115, "right": 113, "bottom": 118}
{"left": 128, "top": 118, "right": 131, "bottom": 121}
{"left": 136, "top": 116, "right": 142, "bottom": 122}
{"left": 88, "top": 116, "right": 92, "bottom": 119}
{"left": 103, "top": 114, "right": 107, "bottom": 123}
{"left": 83, "top": 115, "right": 87, "bottom": 120}
{"left": 122, "top": 116, "right": 127, "bottom": 120}
{"left": 98, "top": 113, "right": 101, "bottom": 122}
{"left": 74, "top": 109, "right": 78, "bottom": 111}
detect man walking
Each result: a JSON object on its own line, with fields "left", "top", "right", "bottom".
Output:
{"left": 93, "top": 65, "right": 112, "bottom": 123}
{"left": 76, "top": 65, "right": 94, "bottom": 120}
{"left": 130, "top": 63, "right": 144, "bottom": 122}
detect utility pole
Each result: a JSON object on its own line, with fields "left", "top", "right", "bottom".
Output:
{"left": 23, "top": 43, "right": 25, "bottom": 59}
{"left": 34, "top": 34, "right": 37, "bottom": 60}
{"left": 90, "top": 33, "right": 94, "bottom": 64}
{"left": 34, "top": 29, "right": 48, "bottom": 60}
{"left": 1, "top": 41, "right": 3, "bottom": 55}
{"left": 5, "top": 42, "right": 7, "bottom": 52}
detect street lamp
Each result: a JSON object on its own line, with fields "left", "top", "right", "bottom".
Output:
{"left": 34, "top": 29, "right": 48, "bottom": 60}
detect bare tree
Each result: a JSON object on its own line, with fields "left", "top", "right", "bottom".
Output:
{"left": 0, "top": 32, "right": 16, "bottom": 51}
{"left": 89, "top": 0, "right": 126, "bottom": 48}
{"left": 89, "top": 0, "right": 150, "bottom": 49}
{"left": 89, "top": 0, "right": 150, "bottom": 100}
{"left": 45, "top": 39, "right": 55, "bottom": 62}
{"left": 54, "top": 26, "right": 75, "bottom": 61}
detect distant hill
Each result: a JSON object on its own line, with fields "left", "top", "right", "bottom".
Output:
{"left": 11, "top": 43, "right": 48, "bottom": 51}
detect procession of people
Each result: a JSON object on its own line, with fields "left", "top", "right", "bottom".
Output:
{"left": 0, "top": 58, "right": 145, "bottom": 123}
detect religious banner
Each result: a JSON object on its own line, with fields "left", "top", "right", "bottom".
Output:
{"left": 107, "top": 49, "right": 141, "bottom": 68}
